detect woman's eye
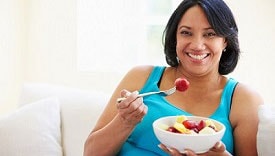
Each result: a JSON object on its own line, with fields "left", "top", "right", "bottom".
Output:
{"left": 180, "top": 31, "right": 191, "bottom": 36}
{"left": 205, "top": 32, "right": 216, "bottom": 38}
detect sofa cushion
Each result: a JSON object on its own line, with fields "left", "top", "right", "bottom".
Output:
{"left": 18, "top": 83, "right": 108, "bottom": 156}
{"left": 257, "top": 104, "right": 275, "bottom": 156}
{"left": 0, "top": 97, "right": 62, "bottom": 156}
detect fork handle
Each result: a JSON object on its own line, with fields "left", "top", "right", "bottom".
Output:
{"left": 116, "top": 91, "right": 160, "bottom": 103}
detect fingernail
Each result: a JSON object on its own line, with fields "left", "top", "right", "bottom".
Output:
{"left": 167, "top": 148, "right": 173, "bottom": 153}
{"left": 125, "top": 92, "right": 131, "bottom": 97}
{"left": 216, "top": 141, "right": 222, "bottom": 148}
{"left": 133, "top": 90, "right": 139, "bottom": 95}
{"left": 182, "top": 150, "right": 188, "bottom": 156}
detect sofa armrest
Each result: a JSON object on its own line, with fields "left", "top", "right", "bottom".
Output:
{"left": 257, "top": 104, "right": 275, "bottom": 156}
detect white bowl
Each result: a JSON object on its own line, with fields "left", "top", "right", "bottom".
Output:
{"left": 153, "top": 116, "right": 226, "bottom": 154}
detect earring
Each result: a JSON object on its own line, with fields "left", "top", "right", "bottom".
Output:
{"left": 223, "top": 48, "right": 226, "bottom": 52}
{"left": 176, "top": 57, "right": 180, "bottom": 63}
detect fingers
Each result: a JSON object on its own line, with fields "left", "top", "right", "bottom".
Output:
{"left": 117, "top": 90, "right": 138, "bottom": 109}
{"left": 158, "top": 144, "right": 190, "bottom": 156}
{"left": 117, "top": 91, "right": 146, "bottom": 116}
{"left": 209, "top": 141, "right": 226, "bottom": 152}
{"left": 159, "top": 142, "right": 226, "bottom": 156}
{"left": 120, "top": 89, "right": 131, "bottom": 97}
{"left": 116, "top": 90, "right": 148, "bottom": 125}
{"left": 185, "top": 141, "right": 226, "bottom": 155}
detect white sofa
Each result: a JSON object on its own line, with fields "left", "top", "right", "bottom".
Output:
{"left": 0, "top": 83, "right": 108, "bottom": 156}
{"left": 0, "top": 83, "right": 274, "bottom": 156}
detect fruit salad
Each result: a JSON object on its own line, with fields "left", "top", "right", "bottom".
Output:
{"left": 175, "top": 77, "right": 189, "bottom": 92}
{"left": 161, "top": 116, "right": 218, "bottom": 135}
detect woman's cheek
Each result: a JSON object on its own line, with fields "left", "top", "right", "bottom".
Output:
{"left": 176, "top": 41, "right": 182, "bottom": 52}
{"left": 176, "top": 42, "right": 186, "bottom": 55}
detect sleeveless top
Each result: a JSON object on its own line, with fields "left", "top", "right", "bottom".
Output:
{"left": 118, "top": 66, "right": 237, "bottom": 155}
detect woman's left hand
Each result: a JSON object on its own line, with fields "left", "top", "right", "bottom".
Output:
{"left": 159, "top": 141, "right": 231, "bottom": 156}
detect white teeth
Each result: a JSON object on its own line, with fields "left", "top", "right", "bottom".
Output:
{"left": 188, "top": 53, "right": 208, "bottom": 60}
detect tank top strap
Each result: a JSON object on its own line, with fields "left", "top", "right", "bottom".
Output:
{"left": 220, "top": 78, "right": 238, "bottom": 114}
{"left": 211, "top": 77, "right": 238, "bottom": 119}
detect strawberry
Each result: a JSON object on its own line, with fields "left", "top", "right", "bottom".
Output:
{"left": 174, "top": 77, "right": 189, "bottom": 92}
{"left": 196, "top": 120, "right": 206, "bottom": 131}
{"left": 182, "top": 120, "right": 197, "bottom": 129}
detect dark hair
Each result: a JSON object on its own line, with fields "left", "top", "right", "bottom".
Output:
{"left": 163, "top": 0, "right": 240, "bottom": 75}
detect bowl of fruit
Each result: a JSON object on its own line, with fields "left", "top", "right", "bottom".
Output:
{"left": 153, "top": 115, "right": 226, "bottom": 154}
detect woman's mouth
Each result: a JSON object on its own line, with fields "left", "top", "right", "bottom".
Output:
{"left": 187, "top": 53, "right": 209, "bottom": 60}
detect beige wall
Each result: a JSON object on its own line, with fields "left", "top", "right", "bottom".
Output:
{"left": 226, "top": 0, "right": 275, "bottom": 104}
{"left": 0, "top": 0, "right": 25, "bottom": 114}
{"left": 0, "top": 0, "right": 124, "bottom": 115}
{"left": 0, "top": 0, "right": 275, "bottom": 115}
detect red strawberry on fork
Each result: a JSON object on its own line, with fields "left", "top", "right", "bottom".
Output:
{"left": 175, "top": 77, "right": 190, "bottom": 92}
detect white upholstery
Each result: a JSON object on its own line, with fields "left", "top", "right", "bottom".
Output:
{"left": 0, "top": 97, "right": 62, "bottom": 156}
{"left": 18, "top": 83, "right": 108, "bottom": 156}
{"left": 257, "top": 104, "right": 275, "bottom": 156}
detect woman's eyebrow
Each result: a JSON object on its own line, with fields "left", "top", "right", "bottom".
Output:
{"left": 178, "top": 25, "right": 214, "bottom": 30}
{"left": 204, "top": 27, "right": 214, "bottom": 31}
{"left": 178, "top": 25, "right": 191, "bottom": 30}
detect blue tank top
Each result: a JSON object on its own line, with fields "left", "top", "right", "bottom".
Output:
{"left": 118, "top": 66, "right": 237, "bottom": 155}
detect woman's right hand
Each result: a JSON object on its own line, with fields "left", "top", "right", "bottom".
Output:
{"left": 159, "top": 141, "right": 231, "bottom": 156}
{"left": 116, "top": 89, "right": 148, "bottom": 127}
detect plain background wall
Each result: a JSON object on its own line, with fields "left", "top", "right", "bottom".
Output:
{"left": 0, "top": 0, "right": 25, "bottom": 114}
{"left": 0, "top": 0, "right": 275, "bottom": 115}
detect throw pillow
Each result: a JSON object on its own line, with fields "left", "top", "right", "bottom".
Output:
{"left": 0, "top": 97, "right": 62, "bottom": 156}
{"left": 18, "top": 83, "right": 108, "bottom": 156}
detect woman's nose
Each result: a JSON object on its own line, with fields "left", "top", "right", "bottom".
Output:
{"left": 189, "top": 36, "right": 206, "bottom": 51}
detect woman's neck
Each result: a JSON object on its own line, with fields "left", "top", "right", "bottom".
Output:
{"left": 174, "top": 66, "right": 225, "bottom": 92}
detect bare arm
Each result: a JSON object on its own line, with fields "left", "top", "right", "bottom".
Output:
{"left": 84, "top": 66, "right": 153, "bottom": 156}
{"left": 230, "top": 83, "right": 264, "bottom": 156}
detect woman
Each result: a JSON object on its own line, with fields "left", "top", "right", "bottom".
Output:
{"left": 84, "top": 0, "right": 263, "bottom": 155}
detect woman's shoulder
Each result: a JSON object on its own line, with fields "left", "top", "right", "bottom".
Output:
{"left": 118, "top": 65, "right": 161, "bottom": 91}
{"left": 123, "top": 65, "right": 154, "bottom": 82}
{"left": 125, "top": 65, "right": 167, "bottom": 78}
{"left": 233, "top": 82, "right": 264, "bottom": 105}
{"left": 230, "top": 81, "right": 264, "bottom": 125}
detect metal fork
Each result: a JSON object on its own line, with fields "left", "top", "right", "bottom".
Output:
{"left": 116, "top": 86, "right": 176, "bottom": 103}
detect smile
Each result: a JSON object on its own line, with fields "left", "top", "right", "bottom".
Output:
{"left": 187, "top": 53, "right": 209, "bottom": 60}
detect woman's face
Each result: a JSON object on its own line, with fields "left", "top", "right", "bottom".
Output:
{"left": 176, "top": 5, "right": 227, "bottom": 76}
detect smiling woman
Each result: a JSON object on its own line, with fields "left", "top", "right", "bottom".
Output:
{"left": 83, "top": 0, "right": 265, "bottom": 155}
{"left": 0, "top": 1, "right": 274, "bottom": 155}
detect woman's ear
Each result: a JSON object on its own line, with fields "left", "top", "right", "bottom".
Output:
{"left": 223, "top": 39, "right": 228, "bottom": 50}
